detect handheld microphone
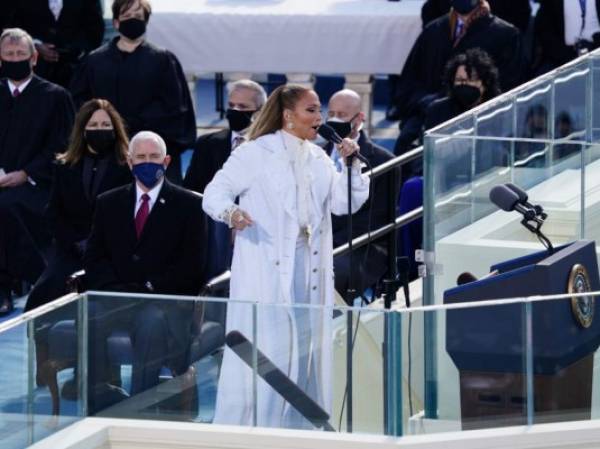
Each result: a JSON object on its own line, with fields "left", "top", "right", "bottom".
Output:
{"left": 504, "top": 182, "right": 546, "bottom": 219}
{"left": 317, "top": 124, "right": 369, "bottom": 165}
{"left": 489, "top": 185, "right": 537, "bottom": 220}
{"left": 226, "top": 330, "right": 335, "bottom": 431}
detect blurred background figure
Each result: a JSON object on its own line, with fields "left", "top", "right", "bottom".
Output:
{"left": 532, "top": 0, "right": 600, "bottom": 76}
{"left": 3, "top": 0, "right": 105, "bottom": 87}
{"left": 70, "top": 0, "right": 196, "bottom": 183}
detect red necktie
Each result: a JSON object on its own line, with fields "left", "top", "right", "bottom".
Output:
{"left": 12, "top": 88, "right": 19, "bottom": 98}
{"left": 135, "top": 193, "right": 150, "bottom": 239}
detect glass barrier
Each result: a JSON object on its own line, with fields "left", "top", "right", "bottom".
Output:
{"left": 4, "top": 291, "right": 600, "bottom": 443}
{"left": 424, "top": 51, "right": 600, "bottom": 308}
{"left": 0, "top": 297, "right": 85, "bottom": 449}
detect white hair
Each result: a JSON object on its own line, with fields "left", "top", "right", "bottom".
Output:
{"left": 0, "top": 28, "right": 36, "bottom": 56}
{"left": 227, "top": 79, "right": 267, "bottom": 109}
{"left": 128, "top": 131, "right": 167, "bottom": 157}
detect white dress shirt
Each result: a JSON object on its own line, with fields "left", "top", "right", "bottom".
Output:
{"left": 565, "top": 0, "right": 600, "bottom": 46}
{"left": 49, "top": 0, "right": 63, "bottom": 20}
{"left": 134, "top": 179, "right": 164, "bottom": 217}
{"left": 7, "top": 77, "right": 33, "bottom": 96}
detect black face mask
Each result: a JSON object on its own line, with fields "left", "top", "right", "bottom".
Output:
{"left": 85, "top": 129, "right": 116, "bottom": 156}
{"left": 226, "top": 108, "right": 255, "bottom": 132}
{"left": 118, "top": 18, "right": 147, "bottom": 40}
{"left": 325, "top": 120, "right": 352, "bottom": 139}
{"left": 1, "top": 59, "right": 32, "bottom": 82}
{"left": 451, "top": 0, "right": 478, "bottom": 14}
{"left": 451, "top": 84, "right": 481, "bottom": 108}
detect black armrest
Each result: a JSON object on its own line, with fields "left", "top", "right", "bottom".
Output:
{"left": 67, "top": 269, "right": 86, "bottom": 293}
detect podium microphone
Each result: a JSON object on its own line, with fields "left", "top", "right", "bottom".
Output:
{"left": 489, "top": 184, "right": 554, "bottom": 253}
{"left": 504, "top": 182, "right": 547, "bottom": 219}
{"left": 489, "top": 185, "right": 538, "bottom": 220}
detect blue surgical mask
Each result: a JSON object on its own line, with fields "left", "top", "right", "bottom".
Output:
{"left": 132, "top": 162, "right": 165, "bottom": 189}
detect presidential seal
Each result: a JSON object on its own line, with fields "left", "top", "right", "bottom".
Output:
{"left": 568, "top": 264, "right": 594, "bottom": 328}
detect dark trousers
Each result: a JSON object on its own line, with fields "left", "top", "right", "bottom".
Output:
{"left": 0, "top": 184, "right": 50, "bottom": 289}
{"left": 26, "top": 244, "right": 81, "bottom": 312}
{"left": 87, "top": 299, "right": 191, "bottom": 413}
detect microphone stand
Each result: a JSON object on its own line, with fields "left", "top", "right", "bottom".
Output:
{"left": 344, "top": 154, "right": 355, "bottom": 432}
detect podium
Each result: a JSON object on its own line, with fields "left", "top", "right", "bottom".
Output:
{"left": 444, "top": 240, "right": 600, "bottom": 429}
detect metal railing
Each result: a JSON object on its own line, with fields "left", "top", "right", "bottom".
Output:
{"left": 204, "top": 145, "right": 425, "bottom": 298}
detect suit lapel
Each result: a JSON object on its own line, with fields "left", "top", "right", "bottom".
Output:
{"left": 123, "top": 183, "right": 138, "bottom": 246}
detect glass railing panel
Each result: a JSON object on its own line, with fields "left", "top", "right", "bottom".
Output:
{"left": 529, "top": 295, "right": 600, "bottom": 424}
{"left": 404, "top": 299, "right": 530, "bottom": 434}
{"left": 427, "top": 137, "right": 586, "bottom": 305}
{"left": 552, "top": 60, "right": 589, "bottom": 143}
{"left": 80, "top": 293, "right": 230, "bottom": 425}
{"left": 0, "top": 297, "right": 84, "bottom": 449}
{"left": 590, "top": 54, "right": 600, "bottom": 142}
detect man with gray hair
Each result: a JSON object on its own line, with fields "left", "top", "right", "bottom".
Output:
{"left": 184, "top": 79, "right": 267, "bottom": 195}
{"left": 0, "top": 27, "right": 74, "bottom": 315}
{"left": 83, "top": 130, "right": 208, "bottom": 410}
{"left": 183, "top": 79, "right": 266, "bottom": 278}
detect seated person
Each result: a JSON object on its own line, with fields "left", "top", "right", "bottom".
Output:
{"left": 324, "top": 89, "right": 397, "bottom": 302}
{"left": 184, "top": 79, "right": 267, "bottom": 195}
{"left": 6, "top": 0, "right": 104, "bottom": 87}
{"left": 425, "top": 49, "right": 502, "bottom": 191}
{"left": 392, "top": 0, "right": 522, "bottom": 156}
{"left": 0, "top": 28, "right": 75, "bottom": 315}
{"left": 26, "top": 99, "right": 132, "bottom": 313}
{"left": 83, "top": 131, "right": 208, "bottom": 412}
{"left": 70, "top": 0, "right": 196, "bottom": 183}
{"left": 424, "top": 48, "right": 501, "bottom": 130}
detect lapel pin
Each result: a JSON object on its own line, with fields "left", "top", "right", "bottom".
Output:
{"left": 159, "top": 198, "right": 166, "bottom": 204}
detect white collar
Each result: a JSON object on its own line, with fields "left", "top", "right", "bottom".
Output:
{"left": 281, "top": 129, "right": 307, "bottom": 151}
{"left": 8, "top": 76, "right": 33, "bottom": 95}
{"left": 135, "top": 178, "right": 164, "bottom": 205}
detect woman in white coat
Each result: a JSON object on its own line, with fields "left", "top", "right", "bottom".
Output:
{"left": 203, "top": 84, "right": 369, "bottom": 429}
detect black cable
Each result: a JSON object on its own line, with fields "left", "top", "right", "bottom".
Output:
{"left": 338, "top": 307, "right": 363, "bottom": 430}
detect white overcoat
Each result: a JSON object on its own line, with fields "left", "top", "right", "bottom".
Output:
{"left": 202, "top": 130, "right": 369, "bottom": 428}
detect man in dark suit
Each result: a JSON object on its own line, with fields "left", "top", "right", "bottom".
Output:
{"left": 184, "top": 79, "right": 267, "bottom": 195}
{"left": 184, "top": 79, "right": 266, "bottom": 278}
{"left": 0, "top": 28, "right": 75, "bottom": 315}
{"left": 324, "top": 89, "right": 398, "bottom": 302}
{"left": 533, "top": 0, "right": 600, "bottom": 75}
{"left": 5, "top": 0, "right": 104, "bottom": 87}
{"left": 84, "top": 130, "right": 208, "bottom": 411}
{"left": 391, "top": 0, "right": 522, "bottom": 156}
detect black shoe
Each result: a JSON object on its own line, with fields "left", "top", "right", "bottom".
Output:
{"left": 386, "top": 104, "right": 401, "bottom": 121}
{"left": 91, "top": 383, "right": 130, "bottom": 412}
{"left": 0, "top": 290, "right": 13, "bottom": 317}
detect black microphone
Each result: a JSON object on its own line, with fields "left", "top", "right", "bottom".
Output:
{"left": 504, "top": 182, "right": 546, "bottom": 218}
{"left": 225, "top": 330, "right": 335, "bottom": 431}
{"left": 317, "top": 124, "right": 369, "bottom": 165}
{"left": 489, "top": 185, "right": 537, "bottom": 220}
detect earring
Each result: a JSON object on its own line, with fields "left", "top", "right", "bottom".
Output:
{"left": 287, "top": 122, "right": 294, "bottom": 130}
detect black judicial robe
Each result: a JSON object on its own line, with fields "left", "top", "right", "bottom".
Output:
{"left": 7, "top": 0, "right": 105, "bottom": 86}
{"left": 394, "top": 14, "right": 522, "bottom": 121}
{"left": 70, "top": 38, "right": 196, "bottom": 181}
{"left": 0, "top": 76, "right": 75, "bottom": 188}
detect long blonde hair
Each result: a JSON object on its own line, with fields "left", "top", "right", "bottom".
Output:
{"left": 247, "top": 84, "right": 310, "bottom": 140}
